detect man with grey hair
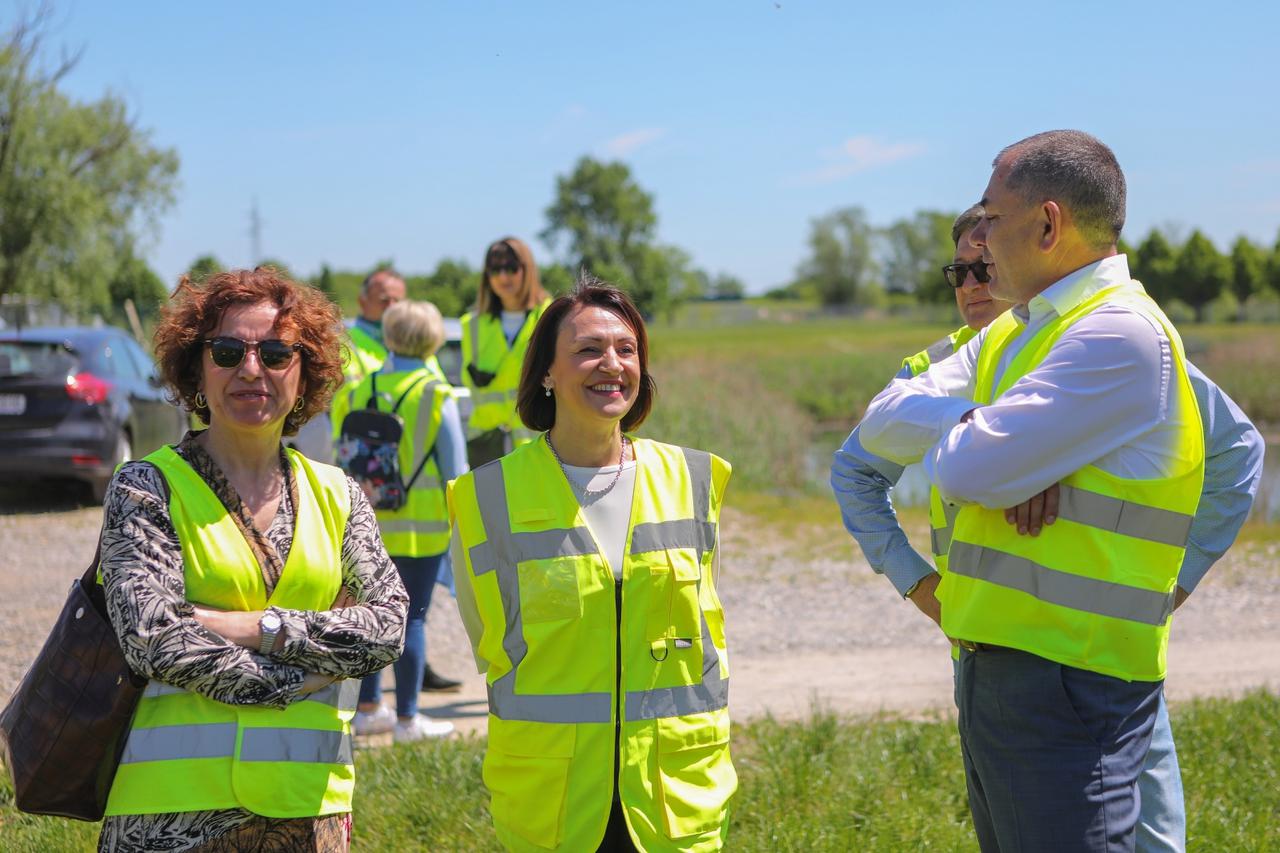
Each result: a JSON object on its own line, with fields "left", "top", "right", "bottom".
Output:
{"left": 859, "top": 130, "right": 1260, "bottom": 851}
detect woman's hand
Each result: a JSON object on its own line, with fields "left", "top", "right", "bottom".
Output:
{"left": 192, "top": 605, "right": 264, "bottom": 651}
{"left": 299, "top": 672, "right": 339, "bottom": 695}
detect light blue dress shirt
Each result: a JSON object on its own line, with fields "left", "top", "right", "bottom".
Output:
{"left": 832, "top": 354, "right": 1264, "bottom": 598}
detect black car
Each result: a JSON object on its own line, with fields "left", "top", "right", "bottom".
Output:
{"left": 0, "top": 325, "right": 187, "bottom": 502}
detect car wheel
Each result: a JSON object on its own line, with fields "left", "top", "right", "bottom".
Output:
{"left": 91, "top": 431, "right": 133, "bottom": 504}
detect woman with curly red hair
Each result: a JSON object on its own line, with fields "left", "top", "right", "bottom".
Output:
{"left": 96, "top": 267, "right": 407, "bottom": 852}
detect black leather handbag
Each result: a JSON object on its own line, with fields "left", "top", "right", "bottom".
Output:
{"left": 0, "top": 530, "right": 147, "bottom": 821}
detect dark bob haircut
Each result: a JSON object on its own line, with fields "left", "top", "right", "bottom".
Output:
{"left": 517, "top": 275, "right": 655, "bottom": 434}
{"left": 153, "top": 267, "right": 345, "bottom": 436}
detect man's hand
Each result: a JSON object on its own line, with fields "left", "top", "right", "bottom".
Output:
{"left": 1004, "top": 482, "right": 1060, "bottom": 536}
{"left": 908, "top": 573, "right": 944, "bottom": 629}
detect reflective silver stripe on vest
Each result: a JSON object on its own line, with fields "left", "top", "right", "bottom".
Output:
{"left": 924, "top": 335, "right": 956, "bottom": 365}
{"left": 1055, "top": 485, "right": 1194, "bottom": 548}
{"left": 120, "top": 722, "right": 238, "bottom": 764}
{"left": 143, "top": 679, "right": 359, "bottom": 712}
{"left": 948, "top": 541, "right": 1176, "bottom": 626}
{"left": 240, "top": 727, "right": 353, "bottom": 765}
{"left": 469, "top": 447, "right": 727, "bottom": 723}
{"left": 410, "top": 477, "right": 443, "bottom": 492}
{"left": 473, "top": 388, "right": 518, "bottom": 406}
{"left": 468, "top": 313, "right": 481, "bottom": 371}
{"left": 931, "top": 501, "right": 960, "bottom": 557}
{"left": 472, "top": 461, "right": 611, "bottom": 724}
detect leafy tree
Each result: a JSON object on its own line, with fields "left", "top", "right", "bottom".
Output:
{"left": 710, "top": 273, "right": 745, "bottom": 300}
{"left": 0, "top": 14, "right": 178, "bottom": 312}
{"left": 257, "top": 257, "right": 294, "bottom": 280}
{"left": 1229, "top": 236, "right": 1266, "bottom": 320}
{"left": 1173, "top": 230, "right": 1230, "bottom": 322}
{"left": 419, "top": 258, "right": 478, "bottom": 318}
{"left": 1132, "top": 229, "right": 1178, "bottom": 305}
{"left": 881, "top": 210, "right": 957, "bottom": 302}
{"left": 1268, "top": 231, "right": 1280, "bottom": 296}
{"left": 186, "top": 254, "right": 223, "bottom": 282}
{"left": 541, "top": 156, "right": 686, "bottom": 317}
{"left": 540, "top": 262, "right": 575, "bottom": 298}
{"left": 313, "top": 263, "right": 335, "bottom": 297}
{"left": 106, "top": 248, "right": 166, "bottom": 321}
{"left": 796, "top": 206, "right": 878, "bottom": 307}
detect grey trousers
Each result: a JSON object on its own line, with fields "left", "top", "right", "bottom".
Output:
{"left": 956, "top": 646, "right": 1162, "bottom": 852}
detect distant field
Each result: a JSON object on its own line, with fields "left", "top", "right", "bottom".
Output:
{"left": 5, "top": 691, "right": 1276, "bottom": 851}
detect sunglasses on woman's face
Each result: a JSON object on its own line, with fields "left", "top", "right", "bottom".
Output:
{"left": 942, "top": 260, "right": 992, "bottom": 289}
{"left": 204, "top": 336, "right": 301, "bottom": 370}
{"left": 487, "top": 263, "right": 520, "bottom": 276}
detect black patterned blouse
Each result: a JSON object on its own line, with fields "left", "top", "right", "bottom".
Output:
{"left": 96, "top": 433, "right": 407, "bottom": 852}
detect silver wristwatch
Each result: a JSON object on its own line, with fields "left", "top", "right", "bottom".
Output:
{"left": 258, "top": 609, "right": 283, "bottom": 655}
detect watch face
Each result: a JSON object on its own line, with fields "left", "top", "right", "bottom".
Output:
{"left": 261, "top": 612, "right": 283, "bottom": 632}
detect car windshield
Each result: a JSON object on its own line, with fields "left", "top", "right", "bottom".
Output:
{"left": 0, "top": 341, "right": 77, "bottom": 378}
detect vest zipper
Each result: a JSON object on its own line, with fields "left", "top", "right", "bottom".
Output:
{"left": 613, "top": 577, "right": 623, "bottom": 807}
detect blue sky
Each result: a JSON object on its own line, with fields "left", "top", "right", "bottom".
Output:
{"left": 21, "top": 1, "right": 1280, "bottom": 293}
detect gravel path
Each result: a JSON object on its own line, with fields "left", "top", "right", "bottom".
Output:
{"left": 3, "top": 494, "right": 1277, "bottom": 736}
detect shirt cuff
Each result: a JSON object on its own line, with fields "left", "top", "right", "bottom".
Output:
{"left": 1176, "top": 546, "right": 1214, "bottom": 594}
{"left": 879, "top": 546, "right": 937, "bottom": 598}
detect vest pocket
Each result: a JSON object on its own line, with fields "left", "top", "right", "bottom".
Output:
{"left": 519, "top": 557, "right": 583, "bottom": 624}
{"left": 484, "top": 719, "right": 577, "bottom": 848}
{"left": 667, "top": 550, "right": 703, "bottom": 641}
{"left": 655, "top": 710, "right": 736, "bottom": 839}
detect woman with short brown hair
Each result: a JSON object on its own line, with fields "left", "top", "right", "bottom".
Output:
{"left": 98, "top": 267, "right": 407, "bottom": 852}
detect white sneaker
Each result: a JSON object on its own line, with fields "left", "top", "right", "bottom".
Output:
{"left": 353, "top": 704, "right": 395, "bottom": 736}
{"left": 394, "top": 714, "right": 455, "bottom": 742}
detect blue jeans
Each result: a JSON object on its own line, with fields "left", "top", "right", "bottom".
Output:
{"left": 358, "top": 553, "right": 443, "bottom": 718}
{"left": 956, "top": 647, "right": 1161, "bottom": 852}
{"left": 1137, "top": 691, "right": 1185, "bottom": 852}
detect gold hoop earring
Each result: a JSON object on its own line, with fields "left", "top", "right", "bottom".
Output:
{"left": 293, "top": 396, "right": 305, "bottom": 413}
{"left": 194, "top": 391, "right": 206, "bottom": 409}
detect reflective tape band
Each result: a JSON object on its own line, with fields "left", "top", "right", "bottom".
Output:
{"left": 473, "top": 389, "right": 517, "bottom": 406}
{"left": 409, "top": 477, "right": 443, "bottom": 491}
{"left": 931, "top": 503, "right": 959, "bottom": 557}
{"left": 379, "top": 519, "right": 451, "bottom": 535}
{"left": 120, "top": 722, "right": 238, "bottom": 764}
{"left": 468, "top": 313, "right": 480, "bottom": 370}
{"left": 143, "top": 679, "right": 359, "bottom": 712}
{"left": 488, "top": 681, "right": 612, "bottom": 724}
{"left": 925, "top": 335, "right": 955, "bottom": 365}
{"left": 1055, "top": 485, "right": 1194, "bottom": 548}
{"left": 468, "top": 525, "right": 597, "bottom": 576}
{"left": 948, "top": 541, "right": 1176, "bottom": 626}
{"left": 240, "top": 727, "right": 353, "bottom": 765}
{"left": 630, "top": 519, "right": 717, "bottom": 555}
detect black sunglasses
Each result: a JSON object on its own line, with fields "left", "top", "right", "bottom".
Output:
{"left": 204, "top": 337, "right": 301, "bottom": 370}
{"left": 942, "top": 260, "right": 991, "bottom": 289}
{"left": 487, "top": 263, "right": 520, "bottom": 276}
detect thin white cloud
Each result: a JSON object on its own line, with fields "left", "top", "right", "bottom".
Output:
{"left": 790, "top": 135, "right": 926, "bottom": 186}
{"left": 601, "top": 127, "right": 667, "bottom": 158}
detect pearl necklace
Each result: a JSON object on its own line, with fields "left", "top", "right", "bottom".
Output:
{"left": 545, "top": 432, "right": 630, "bottom": 501}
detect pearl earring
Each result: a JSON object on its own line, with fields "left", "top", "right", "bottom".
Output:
{"left": 544, "top": 386, "right": 552, "bottom": 397}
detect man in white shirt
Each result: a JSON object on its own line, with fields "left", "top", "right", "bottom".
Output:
{"left": 860, "top": 130, "right": 1205, "bottom": 852}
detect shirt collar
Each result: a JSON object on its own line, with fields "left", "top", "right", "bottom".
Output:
{"left": 354, "top": 315, "right": 382, "bottom": 342}
{"left": 1013, "top": 254, "right": 1132, "bottom": 326}
{"left": 382, "top": 353, "right": 426, "bottom": 372}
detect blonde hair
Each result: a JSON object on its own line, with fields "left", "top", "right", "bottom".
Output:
{"left": 383, "top": 300, "right": 445, "bottom": 359}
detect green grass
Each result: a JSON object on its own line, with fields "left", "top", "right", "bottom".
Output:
{"left": 5, "top": 691, "right": 1278, "bottom": 851}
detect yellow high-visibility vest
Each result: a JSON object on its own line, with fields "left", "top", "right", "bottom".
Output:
{"left": 449, "top": 437, "right": 737, "bottom": 852}
{"left": 332, "top": 367, "right": 452, "bottom": 557}
{"left": 941, "top": 281, "right": 1204, "bottom": 681}
{"left": 344, "top": 324, "right": 387, "bottom": 385}
{"left": 105, "top": 446, "right": 357, "bottom": 817}
{"left": 900, "top": 323, "right": 984, "bottom": 575}
{"left": 460, "top": 300, "right": 549, "bottom": 444}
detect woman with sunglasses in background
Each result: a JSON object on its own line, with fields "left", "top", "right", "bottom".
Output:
{"left": 96, "top": 267, "right": 407, "bottom": 852}
{"left": 460, "top": 236, "right": 550, "bottom": 466}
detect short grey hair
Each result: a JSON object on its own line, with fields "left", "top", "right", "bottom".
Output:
{"left": 996, "top": 129, "right": 1126, "bottom": 249}
{"left": 952, "top": 204, "right": 984, "bottom": 248}
{"left": 360, "top": 267, "right": 403, "bottom": 295}
{"left": 382, "top": 300, "right": 445, "bottom": 359}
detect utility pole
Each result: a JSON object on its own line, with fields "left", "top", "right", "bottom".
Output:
{"left": 249, "top": 197, "right": 263, "bottom": 266}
